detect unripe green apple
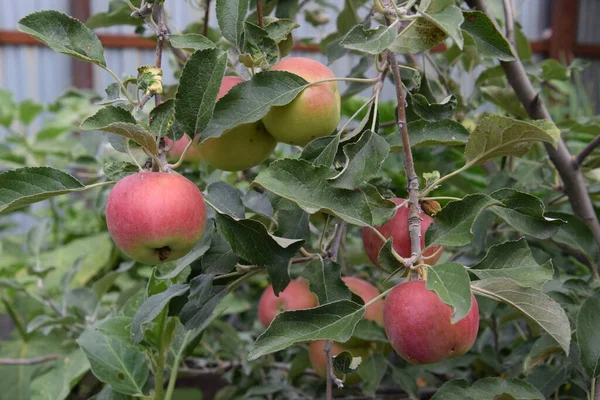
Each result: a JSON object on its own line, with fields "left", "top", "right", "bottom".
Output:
{"left": 262, "top": 57, "right": 341, "bottom": 146}
{"left": 198, "top": 76, "right": 276, "bottom": 171}
{"left": 106, "top": 172, "right": 206, "bottom": 265}
{"left": 361, "top": 198, "right": 443, "bottom": 267}
{"left": 342, "top": 276, "right": 384, "bottom": 326}
{"left": 257, "top": 279, "right": 318, "bottom": 328}
{"left": 308, "top": 340, "right": 369, "bottom": 385}
{"left": 165, "top": 134, "right": 203, "bottom": 163}
{"left": 384, "top": 280, "right": 479, "bottom": 365}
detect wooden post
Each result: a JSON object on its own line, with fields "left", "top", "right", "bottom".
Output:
{"left": 549, "top": 0, "right": 579, "bottom": 62}
{"left": 70, "top": 0, "right": 93, "bottom": 88}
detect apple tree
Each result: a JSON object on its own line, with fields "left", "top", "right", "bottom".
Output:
{"left": 0, "top": 0, "right": 599, "bottom": 399}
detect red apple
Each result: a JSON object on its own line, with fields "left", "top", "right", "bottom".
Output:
{"left": 308, "top": 340, "right": 369, "bottom": 385}
{"left": 198, "top": 76, "right": 277, "bottom": 171}
{"left": 361, "top": 198, "right": 443, "bottom": 267}
{"left": 384, "top": 280, "right": 479, "bottom": 365}
{"left": 258, "top": 279, "right": 318, "bottom": 327}
{"left": 165, "top": 134, "right": 203, "bottom": 164}
{"left": 262, "top": 57, "right": 341, "bottom": 146}
{"left": 106, "top": 172, "right": 206, "bottom": 265}
{"left": 342, "top": 276, "right": 384, "bottom": 325}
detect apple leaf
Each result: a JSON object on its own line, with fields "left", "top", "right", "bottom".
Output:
{"left": 332, "top": 351, "right": 359, "bottom": 375}
{"left": 215, "top": 213, "right": 304, "bottom": 294}
{"left": 481, "top": 86, "right": 529, "bottom": 119}
{"left": 523, "top": 334, "right": 563, "bottom": 373}
{"left": 430, "top": 379, "right": 472, "bottom": 399}
{"left": 149, "top": 99, "right": 177, "bottom": 138}
{"left": 489, "top": 188, "right": 563, "bottom": 239}
{"left": 300, "top": 134, "right": 340, "bottom": 167}
{"left": 386, "top": 119, "right": 470, "bottom": 149}
{"left": 471, "top": 278, "right": 571, "bottom": 354}
{"left": 409, "top": 93, "right": 457, "bottom": 121}
{"left": 330, "top": 130, "right": 390, "bottom": 189}
{"left": 464, "top": 116, "right": 560, "bottom": 165}
{"left": 201, "top": 230, "right": 239, "bottom": 275}
{"left": 216, "top": 0, "right": 249, "bottom": 49}
{"left": 254, "top": 159, "right": 396, "bottom": 227}
{"left": 340, "top": 25, "right": 397, "bottom": 55}
{"left": 426, "top": 263, "right": 473, "bottom": 323}
{"left": 85, "top": 0, "right": 143, "bottom": 29}
{"left": 274, "top": 203, "right": 310, "bottom": 241}
{"left": 131, "top": 284, "right": 189, "bottom": 344}
{"left": 352, "top": 320, "right": 388, "bottom": 343}
{"left": 80, "top": 106, "right": 158, "bottom": 153}
{"left": 103, "top": 161, "right": 139, "bottom": 181}
{"left": 388, "top": 18, "right": 447, "bottom": 54}
{"left": 432, "top": 377, "right": 544, "bottom": 400}
{"left": 180, "top": 275, "right": 228, "bottom": 330}
{"left": 169, "top": 33, "right": 216, "bottom": 51}
{"left": 201, "top": 71, "right": 308, "bottom": 141}
{"left": 242, "top": 22, "right": 279, "bottom": 68}
{"left": 470, "top": 239, "right": 553, "bottom": 290}
{"left": 425, "top": 194, "right": 502, "bottom": 247}
{"left": 248, "top": 300, "right": 365, "bottom": 360}
{"left": 420, "top": 5, "right": 464, "bottom": 49}
{"left": 18, "top": 10, "right": 106, "bottom": 66}
{"left": 301, "top": 258, "right": 351, "bottom": 304}
{"left": 576, "top": 294, "right": 600, "bottom": 379}
{"left": 175, "top": 48, "right": 228, "bottom": 137}
{"left": 0, "top": 167, "right": 95, "bottom": 215}
{"left": 205, "top": 181, "right": 245, "bottom": 219}
{"left": 77, "top": 318, "right": 149, "bottom": 396}
{"left": 548, "top": 212, "right": 598, "bottom": 265}
{"left": 30, "top": 349, "right": 90, "bottom": 400}
{"left": 243, "top": 190, "right": 274, "bottom": 219}
{"left": 461, "top": 11, "right": 515, "bottom": 61}
{"left": 357, "top": 353, "right": 388, "bottom": 396}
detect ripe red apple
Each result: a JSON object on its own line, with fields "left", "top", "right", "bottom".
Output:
{"left": 198, "top": 76, "right": 276, "bottom": 171}
{"left": 383, "top": 280, "right": 479, "bottom": 365}
{"left": 361, "top": 198, "right": 443, "bottom": 267}
{"left": 342, "top": 277, "right": 384, "bottom": 326}
{"left": 106, "top": 172, "right": 206, "bottom": 265}
{"left": 262, "top": 57, "right": 341, "bottom": 146}
{"left": 308, "top": 340, "right": 369, "bottom": 385}
{"left": 258, "top": 279, "right": 318, "bottom": 327}
{"left": 165, "top": 134, "right": 203, "bottom": 164}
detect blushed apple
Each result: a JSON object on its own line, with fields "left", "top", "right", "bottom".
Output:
{"left": 258, "top": 279, "right": 318, "bottom": 327}
{"left": 165, "top": 134, "right": 203, "bottom": 164}
{"left": 308, "top": 340, "right": 369, "bottom": 385}
{"left": 342, "top": 276, "right": 384, "bottom": 325}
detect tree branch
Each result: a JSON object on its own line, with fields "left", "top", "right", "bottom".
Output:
{"left": 502, "top": 0, "right": 514, "bottom": 44}
{"left": 0, "top": 355, "right": 62, "bottom": 365}
{"left": 203, "top": 0, "right": 212, "bottom": 36}
{"left": 575, "top": 134, "right": 600, "bottom": 168}
{"left": 469, "top": 0, "right": 600, "bottom": 266}
{"left": 256, "top": 0, "right": 265, "bottom": 28}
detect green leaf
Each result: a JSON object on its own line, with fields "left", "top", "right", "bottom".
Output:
{"left": 80, "top": 106, "right": 158, "bottom": 153}
{"left": 387, "top": 119, "right": 469, "bottom": 149}
{"left": 480, "top": 86, "right": 528, "bottom": 119}
{"left": 464, "top": 115, "right": 560, "bottom": 164}
{"left": 469, "top": 377, "right": 544, "bottom": 399}
{"left": 352, "top": 319, "right": 388, "bottom": 342}
{"left": 254, "top": 159, "right": 396, "bottom": 227}
{"left": 388, "top": 18, "right": 447, "bottom": 54}
{"left": 470, "top": 239, "right": 553, "bottom": 289}
{"left": 30, "top": 349, "right": 89, "bottom": 400}
{"left": 426, "top": 194, "right": 502, "bottom": 247}
{"left": 103, "top": 161, "right": 139, "bottom": 181}
{"left": 216, "top": 213, "right": 304, "bottom": 294}
{"left": 89, "top": 385, "right": 129, "bottom": 400}
{"left": 431, "top": 379, "right": 472, "bottom": 399}
{"left": 242, "top": 22, "right": 279, "bottom": 68}
{"left": 180, "top": 275, "right": 228, "bottom": 330}
{"left": 201, "top": 71, "right": 308, "bottom": 141}
{"left": 149, "top": 99, "right": 176, "bottom": 138}
{"left": 243, "top": 190, "right": 274, "bottom": 219}
{"left": 489, "top": 189, "right": 563, "bottom": 239}
{"left": 264, "top": 18, "right": 299, "bottom": 42}
{"left": 201, "top": 230, "right": 239, "bottom": 275}
{"left": 332, "top": 351, "right": 358, "bottom": 375}
{"left": 205, "top": 181, "right": 245, "bottom": 219}
{"left": 18, "top": 100, "right": 44, "bottom": 126}
{"left": 337, "top": 0, "right": 359, "bottom": 35}
{"left": 541, "top": 59, "right": 569, "bottom": 81}
{"left": 523, "top": 334, "right": 562, "bottom": 372}
{"left": 378, "top": 238, "right": 405, "bottom": 274}
{"left": 472, "top": 278, "right": 571, "bottom": 354}
{"left": 420, "top": 5, "right": 464, "bottom": 49}
{"left": 426, "top": 263, "right": 473, "bottom": 323}
{"left": 216, "top": 0, "right": 248, "bottom": 48}
{"left": 340, "top": 24, "right": 396, "bottom": 55}
{"left": 548, "top": 212, "right": 598, "bottom": 264}
{"left": 169, "top": 33, "right": 216, "bottom": 51}
{"left": 274, "top": 204, "right": 310, "bottom": 241}
{"left": 515, "top": 23, "right": 532, "bottom": 61}
{"left": 86, "top": 0, "right": 143, "bottom": 29}
{"left": 158, "top": 222, "right": 215, "bottom": 280}
{"left": 409, "top": 93, "right": 456, "bottom": 121}
{"left": 330, "top": 130, "right": 390, "bottom": 189}
{"left": 131, "top": 284, "right": 190, "bottom": 344}
{"left": 175, "top": 48, "right": 228, "bottom": 136}
{"left": 18, "top": 10, "right": 106, "bottom": 66}
{"left": 300, "top": 134, "right": 340, "bottom": 167}
{"left": 576, "top": 294, "right": 600, "bottom": 378}
{"left": 301, "top": 258, "right": 351, "bottom": 304}
{"left": 357, "top": 353, "right": 387, "bottom": 396}
{"left": 248, "top": 300, "right": 365, "bottom": 360}
{"left": 461, "top": 11, "right": 515, "bottom": 61}
{"left": 0, "top": 167, "right": 86, "bottom": 215}
{"left": 77, "top": 319, "right": 149, "bottom": 396}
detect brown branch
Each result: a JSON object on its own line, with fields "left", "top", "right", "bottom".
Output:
{"left": 387, "top": 51, "right": 422, "bottom": 262}
{"left": 203, "top": 0, "right": 212, "bottom": 36}
{"left": 0, "top": 355, "right": 61, "bottom": 365}
{"left": 502, "top": 0, "right": 515, "bottom": 44}
{"left": 469, "top": 0, "right": 600, "bottom": 268}
{"left": 575, "top": 135, "right": 600, "bottom": 168}
{"left": 256, "top": 0, "right": 265, "bottom": 28}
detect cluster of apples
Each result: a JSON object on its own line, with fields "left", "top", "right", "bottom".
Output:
{"left": 167, "top": 57, "right": 341, "bottom": 171}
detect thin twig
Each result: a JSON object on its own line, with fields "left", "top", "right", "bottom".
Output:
{"left": 328, "top": 222, "right": 347, "bottom": 262}
{"left": 575, "top": 135, "right": 600, "bottom": 168}
{"left": 203, "top": 0, "right": 211, "bottom": 36}
{"left": 502, "top": 0, "right": 515, "bottom": 44}
{"left": 0, "top": 355, "right": 62, "bottom": 365}
{"left": 256, "top": 0, "right": 265, "bottom": 28}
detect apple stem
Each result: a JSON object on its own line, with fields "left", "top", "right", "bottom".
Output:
{"left": 387, "top": 50, "right": 423, "bottom": 267}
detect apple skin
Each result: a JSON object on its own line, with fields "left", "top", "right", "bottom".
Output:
{"left": 383, "top": 280, "right": 479, "bottom": 365}
{"left": 198, "top": 76, "right": 276, "bottom": 171}
{"left": 361, "top": 198, "right": 443, "bottom": 267}
{"left": 308, "top": 340, "right": 369, "bottom": 385}
{"left": 105, "top": 172, "right": 206, "bottom": 265}
{"left": 262, "top": 57, "right": 341, "bottom": 146}
{"left": 165, "top": 134, "right": 203, "bottom": 163}
{"left": 258, "top": 279, "right": 318, "bottom": 328}
{"left": 342, "top": 277, "right": 384, "bottom": 326}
